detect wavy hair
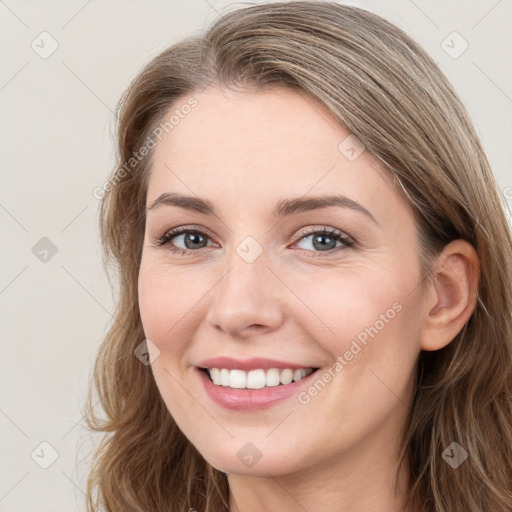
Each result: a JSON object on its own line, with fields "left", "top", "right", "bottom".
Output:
{"left": 84, "top": 2, "right": 512, "bottom": 511}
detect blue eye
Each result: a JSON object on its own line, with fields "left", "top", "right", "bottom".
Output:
{"left": 156, "top": 227, "right": 214, "bottom": 255}
{"left": 292, "top": 227, "right": 354, "bottom": 254}
{"left": 156, "top": 225, "right": 354, "bottom": 257}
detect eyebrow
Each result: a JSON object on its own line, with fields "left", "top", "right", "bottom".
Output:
{"left": 146, "top": 192, "right": 379, "bottom": 225}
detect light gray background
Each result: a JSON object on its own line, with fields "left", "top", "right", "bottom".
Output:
{"left": 1, "top": 0, "right": 511, "bottom": 510}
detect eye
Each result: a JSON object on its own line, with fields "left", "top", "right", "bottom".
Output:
{"left": 155, "top": 225, "right": 355, "bottom": 257}
{"left": 291, "top": 226, "right": 354, "bottom": 257}
{"left": 156, "top": 226, "right": 215, "bottom": 255}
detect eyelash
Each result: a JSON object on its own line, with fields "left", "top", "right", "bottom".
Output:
{"left": 155, "top": 225, "right": 355, "bottom": 258}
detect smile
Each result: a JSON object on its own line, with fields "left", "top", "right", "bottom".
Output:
{"left": 206, "top": 367, "right": 315, "bottom": 389}
{"left": 195, "top": 357, "right": 321, "bottom": 410}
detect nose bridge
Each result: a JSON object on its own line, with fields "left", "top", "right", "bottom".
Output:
{"left": 206, "top": 236, "right": 284, "bottom": 336}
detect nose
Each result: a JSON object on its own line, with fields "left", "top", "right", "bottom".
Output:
{"left": 205, "top": 246, "right": 285, "bottom": 339}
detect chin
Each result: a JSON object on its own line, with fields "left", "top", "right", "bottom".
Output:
{"left": 198, "top": 443, "right": 308, "bottom": 477}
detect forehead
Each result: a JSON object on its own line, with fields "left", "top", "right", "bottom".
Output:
{"left": 147, "top": 87, "right": 401, "bottom": 218}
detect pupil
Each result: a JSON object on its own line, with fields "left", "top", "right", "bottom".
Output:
{"left": 185, "top": 233, "right": 206, "bottom": 249}
{"left": 313, "top": 234, "right": 335, "bottom": 251}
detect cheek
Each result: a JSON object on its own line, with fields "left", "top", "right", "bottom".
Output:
{"left": 138, "top": 268, "right": 166, "bottom": 337}
{"left": 295, "top": 260, "right": 423, "bottom": 396}
{"left": 138, "top": 264, "right": 192, "bottom": 359}
{"left": 295, "top": 266, "right": 411, "bottom": 348}
{"left": 138, "top": 266, "right": 197, "bottom": 420}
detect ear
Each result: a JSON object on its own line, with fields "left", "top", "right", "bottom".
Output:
{"left": 420, "top": 239, "right": 480, "bottom": 351}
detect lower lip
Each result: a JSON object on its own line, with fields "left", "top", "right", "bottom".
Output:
{"left": 196, "top": 368, "right": 318, "bottom": 411}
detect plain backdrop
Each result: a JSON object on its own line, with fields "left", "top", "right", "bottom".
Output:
{"left": 1, "top": 0, "right": 511, "bottom": 510}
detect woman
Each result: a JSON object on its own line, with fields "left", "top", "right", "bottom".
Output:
{"left": 84, "top": 2, "right": 512, "bottom": 511}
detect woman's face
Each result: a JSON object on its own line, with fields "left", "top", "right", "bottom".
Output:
{"left": 138, "top": 87, "right": 427, "bottom": 478}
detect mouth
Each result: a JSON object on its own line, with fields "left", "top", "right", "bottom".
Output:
{"left": 194, "top": 356, "right": 321, "bottom": 410}
{"left": 199, "top": 367, "right": 319, "bottom": 389}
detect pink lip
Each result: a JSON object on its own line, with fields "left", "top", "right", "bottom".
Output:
{"left": 196, "top": 356, "right": 315, "bottom": 371}
{"left": 195, "top": 367, "right": 319, "bottom": 411}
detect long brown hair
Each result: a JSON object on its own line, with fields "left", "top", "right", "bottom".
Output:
{"left": 84, "top": 2, "right": 512, "bottom": 510}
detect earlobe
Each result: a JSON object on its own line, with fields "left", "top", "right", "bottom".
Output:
{"left": 420, "top": 239, "right": 480, "bottom": 352}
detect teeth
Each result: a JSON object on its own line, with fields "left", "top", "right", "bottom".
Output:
{"left": 210, "top": 368, "right": 221, "bottom": 385}
{"left": 247, "top": 369, "right": 266, "bottom": 389}
{"left": 266, "top": 368, "right": 280, "bottom": 387}
{"left": 280, "top": 369, "right": 294, "bottom": 385}
{"left": 220, "top": 369, "right": 230, "bottom": 386}
{"left": 229, "top": 369, "right": 246, "bottom": 389}
{"left": 206, "top": 367, "right": 314, "bottom": 389}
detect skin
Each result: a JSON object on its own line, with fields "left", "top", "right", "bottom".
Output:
{"left": 138, "top": 86, "right": 480, "bottom": 512}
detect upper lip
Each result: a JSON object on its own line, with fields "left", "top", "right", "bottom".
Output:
{"left": 196, "top": 356, "right": 317, "bottom": 371}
